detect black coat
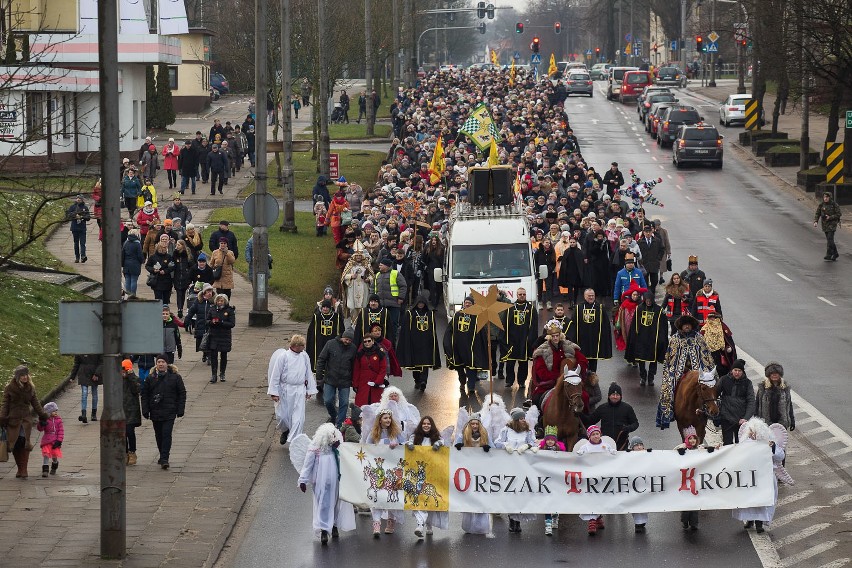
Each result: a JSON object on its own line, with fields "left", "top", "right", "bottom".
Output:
{"left": 717, "top": 371, "right": 756, "bottom": 425}
{"left": 566, "top": 302, "right": 612, "bottom": 360}
{"left": 141, "top": 366, "right": 186, "bottom": 422}
{"left": 122, "top": 235, "right": 144, "bottom": 276}
{"left": 582, "top": 400, "right": 639, "bottom": 448}
{"left": 636, "top": 234, "right": 664, "bottom": 273}
{"left": 172, "top": 251, "right": 194, "bottom": 291}
{"left": 397, "top": 306, "right": 441, "bottom": 369}
{"left": 206, "top": 303, "right": 235, "bottom": 352}
{"left": 557, "top": 246, "right": 585, "bottom": 289}
{"left": 146, "top": 250, "right": 175, "bottom": 291}
{"left": 306, "top": 308, "right": 345, "bottom": 372}
{"left": 625, "top": 302, "right": 668, "bottom": 363}
{"left": 186, "top": 297, "right": 214, "bottom": 338}
{"left": 316, "top": 338, "right": 358, "bottom": 388}
{"left": 190, "top": 264, "right": 215, "bottom": 286}
{"left": 178, "top": 147, "right": 197, "bottom": 176}
{"left": 123, "top": 372, "right": 142, "bottom": 427}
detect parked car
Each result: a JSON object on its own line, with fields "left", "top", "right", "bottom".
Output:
{"left": 590, "top": 63, "right": 612, "bottom": 80}
{"left": 211, "top": 72, "right": 230, "bottom": 95}
{"left": 607, "top": 66, "right": 638, "bottom": 100}
{"left": 565, "top": 71, "right": 594, "bottom": 97}
{"left": 656, "top": 66, "right": 687, "bottom": 87}
{"left": 657, "top": 106, "right": 702, "bottom": 147}
{"left": 620, "top": 70, "right": 653, "bottom": 103}
{"left": 647, "top": 103, "right": 673, "bottom": 137}
{"left": 719, "top": 93, "right": 757, "bottom": 126}
{"left": 673, "top": 123, "right": 724, "bottom": 168}
{"left": 639, "top": 92, "right": 678, "bottom": 123}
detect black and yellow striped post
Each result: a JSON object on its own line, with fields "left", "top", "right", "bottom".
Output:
{"left": 744, "top": 99, "right": 760, "bottom": 131}
{"left": 826, "top": 143, "right": 844, "bottom": 183}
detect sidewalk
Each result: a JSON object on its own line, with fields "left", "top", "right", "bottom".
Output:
{"left": 0, "top": 164, "right": 302, "bottom": 566}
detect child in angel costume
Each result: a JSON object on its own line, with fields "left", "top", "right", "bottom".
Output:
{"left": 454, "top": 409, "right": 492, "bottom": 535}
{"left": 493, "top": 406, "right": 540, "bottom": 533}
{"left": 361, "top": 407, "right": 407, "bottom": 536}
{"left": 626, "top": 436, "right": 653, "bottom": 533}
{"left": 289, "top": 423, "right": 356, "bottom": 545}
{"left": 574, "top": 424, "right": 618, "bottom": 535}
{"left": 674, "top": 425, "right": 720, "bottom": 531}
{"left": 733, "top": 417, "right": 793, "bottom": 533}
{"left": 404, "top": 416, "right": 453, "bottom": 538}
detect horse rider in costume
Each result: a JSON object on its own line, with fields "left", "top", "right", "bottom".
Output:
{"left": 656, "top": 314, "right": 714, "bottom": 430}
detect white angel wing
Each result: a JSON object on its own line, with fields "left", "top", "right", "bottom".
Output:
{"left": 525, "top": 405, "right": 540, "bottom": 429}
{"left": 769, "top": 423, "right": 789, "bottom": 451}
{"left": 737, "top": 421, "right": 749, "bottom": 442}
{"left": 288, "top": 434, "right": 311, "bottom": 473}
{"left": 573, "top": 439, "right": 589, "bottom": 453}
{"left": 601, "top": 436, "right": 618, "bottom": 452}
{"left": 454, "top": 407, "right": 469, "bottom": 442}
{"left": 440, "top": 425, "right": 455, "bottom": 447}
{"left": 359, "top": 404, "right": 379, "bottom": 444}
{"left": 404, "top": 403, "right": 421, "bottom": 437}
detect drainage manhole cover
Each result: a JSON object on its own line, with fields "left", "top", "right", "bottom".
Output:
{"left": 45, "top": 486, "right": 90, "bottom": 497}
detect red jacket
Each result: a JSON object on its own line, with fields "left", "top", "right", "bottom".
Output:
{"left": 693, "top": 291, "right": 721, "bottom": 324}
{"left": 161, "top": 143, "right": 180, "bottom": 170}
{"left": 352, "top": 347, "right": 388, "bottom": 406}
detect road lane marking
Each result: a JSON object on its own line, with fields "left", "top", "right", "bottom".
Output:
{"left": 749, "top": 532, "right": 784, "bottom": 568}
{"left": 818, "top": 296, "right": 837, "bottom": 306}
{"left": 780, "top": 541, "right": 839, "bottom": 567}
{"left": 645, "top": 148, "right": 650, "bottom": 152}
{"left": 773, "top": 523, "right": 830, "bottom": 548}
{"left": 726, "top": 237, "right": 736, "bottom": 244}
{"left": 771, "top": 506, "right": 830, "bottom": 529}
{"left": 709, "top": 222, "right": 717, "bottom": 228}
{"left": 747, "top": 254, "right": 761, "bottom": 262}
{"left": 652, "top": 156, "right": 658, "bottom": 161}
{"left": 777, "top": 273, "right": 792, "bottom": 282}
{"left": 676, "top": 184, "right": 682, "bottom": 189}
{"left": 814, "top": 560, "right": 851, "bottom": 568}
{"left": 777, "top": 490, "right": 814, "bottom": 507}
{"left": 698, "top": 209, "right": 704, "bottom": 214}
{"left": 831, "top": 493, "right": 852, "bottom": 505}
{"left": 684, "top": 195, "right": 692, "bottom": 201}
{"left": 659, "top": 165, "right": 665, "bottom": 170}
{"left": 666, "top": 174, "right": 672, "bottom": 179}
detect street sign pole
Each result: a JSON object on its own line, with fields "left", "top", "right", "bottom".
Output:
{"left": 845, "top": 111, "right": 852, "bottom": 179}
{"left": 709, "top": 0, "right": 717, "bottom": 87}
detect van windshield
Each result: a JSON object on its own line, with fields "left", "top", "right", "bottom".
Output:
{"left": 452, "top": 244, "right": 532, "bottom": 278}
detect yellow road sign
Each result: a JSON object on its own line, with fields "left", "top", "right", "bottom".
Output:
{"left": 744, "top": 99, "right": 759, "bottom": 131}
{"left": 826, "top": 142, "right": 844, "bottom": 184}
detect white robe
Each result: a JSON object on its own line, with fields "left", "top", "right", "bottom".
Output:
{"left": 267, "top": 348, "right": 317, "bottom": 439}
{"left": 575, "top": 440, "right": 617, "bottom": 521}
{"left": 732, "top": 440, "right": 784, "bottom": 523}
{"left": 298, "top": 446, "right": 356, "bottom": 536}
{"left": 409, "top": 436, "right": 450, "bottom": 530}
{"left": 455, "top": 435, "right": 492, "bottom": 535}
{"left": 343, "top": 265, "right": 371, "bottom": 310}
{"left": 494, "top": 427, "right": 538, "bottom": 522}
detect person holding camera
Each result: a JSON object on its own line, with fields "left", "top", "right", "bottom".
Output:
{"left": 141, "top": 354, "right": 186, "bottom": 470}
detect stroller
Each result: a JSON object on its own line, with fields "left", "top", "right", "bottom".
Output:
{"left": 330, "top": 101, "right": 345, "bottom": 124}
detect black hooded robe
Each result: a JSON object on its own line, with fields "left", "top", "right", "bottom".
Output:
{"left": 625, "top": 302, "right": 668, "bottom": 364}
{"left": 306, "top": 308, "right": 344, "bottom": 372}
{"left": 397, "top": 305, "right": 441, "bottom": 370}
{"left": 354, "top": 306, "right": 389, "bottom": 345}
{"left": 501, "top": 301, "right": 538, "bottom": 362}
{"left": 566, "top": 301, "right": 613, "bottom": 360}
{"left": 443, "top": 311, "right": 490, "bottom": 370}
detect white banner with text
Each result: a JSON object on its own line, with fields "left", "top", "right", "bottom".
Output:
{"left": 338, "top": 443, "right": 776, "bottom": 514}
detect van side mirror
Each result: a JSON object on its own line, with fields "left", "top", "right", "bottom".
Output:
{"left": 538, "top": 266, "right": 549, "bottom": 280}
{"left": 433, "top": 267, "right": 444, "bottom": 283}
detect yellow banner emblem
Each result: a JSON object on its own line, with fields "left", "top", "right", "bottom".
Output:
{"left": 416, "top": 315, "right": 429, "bottom": 332}
{"left": 583, "top": 307, "right": 596, "bottom": 324}
{"left": 320, "top": 319, "right": 334, "bottom": 335}
{"left": 457, "top": 314, "right": 471, "bottom": 333}
{"left": 641, "top": 310, "right": 655, "bottom": 327}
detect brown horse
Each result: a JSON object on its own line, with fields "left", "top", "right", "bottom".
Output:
{"left": 540, "top": 357, "right": 585, "bottom": 450}
{"left": 674, "top": 370, "right": 720, "bottom": 444}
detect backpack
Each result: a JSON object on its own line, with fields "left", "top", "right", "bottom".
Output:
{"left": 141, "top": 187, "right": 153, "bottom": 203}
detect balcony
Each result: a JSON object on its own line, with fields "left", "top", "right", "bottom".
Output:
{"left": 28, "top": 33, "right": 182, "bottom": 66}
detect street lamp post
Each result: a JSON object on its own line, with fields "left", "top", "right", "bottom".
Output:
{"left": 709, "top": 0, "right": 717, "bottom": 87}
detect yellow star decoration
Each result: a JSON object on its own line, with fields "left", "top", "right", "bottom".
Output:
{"left": 355, "top": 448, "right": 367, "bottom": 463}
{"left": 461, "top": 284, "right": 511, "bottom": 332}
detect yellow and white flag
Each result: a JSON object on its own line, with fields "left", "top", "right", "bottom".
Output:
{"left": 509, "top": 60, "right": 516, "bottom": 87}
{"left": 548, "top": 53, "right": 558, "bottom": 76}
{"left": 428, "top": 135, "right": 445, "bottom": 185}
{"left": 488, "top": 136, "right": 499, "bottom": 167}
{"left": 490, "top": 49, "right": 499, "bottom": 66}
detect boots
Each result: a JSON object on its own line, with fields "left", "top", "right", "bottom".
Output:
{"left": 18, "top": 449, "right": 30, "bottom": 479}
{"left": 127, "top": 452, "right": 137, "bottom": 466}
{"left": 596, "top": 516, "right": 605, "bottom": 530}
{"left": 588, "top": 518, "right": 598, "bottom": 535}
{"left": 12, "top": 448, "right": 23, "bottom": 478}
{"left": 384, "top": 519, "right": 395, "bottom": 534}
{"left": 544, "top": 518, "right": 553, "bottom": 536}
{"left": 755, "top": 520, "right": 764, "bottom": 533}
{"left": 91, "top": 409, "right": 98, "bottom": 422}
{"left": 79, "top": 412, "right": 88, "bottom": 424}
{"left": 42, "top": 465, "right": 49, "bottom": 478}
{"left": 51, "top": 461, "right": 59, "bottom": 475}
{"left": 372, "top": 521, "right": 381, "bottom": 538}
{"left": 219, "top": 372, "right": 226, "bottom": 382}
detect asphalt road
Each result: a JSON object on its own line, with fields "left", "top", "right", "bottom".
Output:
{"left": 218, "top": 84, "right": 851, "bottom": 567}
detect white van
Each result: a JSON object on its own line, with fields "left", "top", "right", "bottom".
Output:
{"left": 434, "top": 205, "right": 546, "bottom": 318}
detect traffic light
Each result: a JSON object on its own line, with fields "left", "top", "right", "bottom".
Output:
{"left": 477, "top": 1, "right": 486, "bottom": 18}
{"left": 532, "top": 36, "right": 540, "bottom": 53}
{"left": 478, "top": 22, "right": 486, "bottom": 34}
{"left": 740, "top": 39, "right": 747, "bottom": 47}
{"left": 554, "top": 22, "right": 562, "bottom": 35}
{"left": 696, "top": 35, "right": 704, "bottom": 52}
{"left": 486, "top": 3, "right": 495, "bottom": 19}
{"left": 595, "top": 47, "right": 600, "bottom": 55}
{"left": 516, "top": 22, "right": 524, "bottom": 34}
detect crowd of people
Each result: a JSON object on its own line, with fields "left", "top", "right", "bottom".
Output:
{"left": 260, "top": 66, "right": 799, "bottom": 543}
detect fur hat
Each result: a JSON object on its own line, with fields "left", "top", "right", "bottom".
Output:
{"left": 764, "top": 361, "right": 783, "bottom": 378}
{"left": 688, "top": 255, "right": 698, "bottom": 264}
{"left": 43, "top": 402, "right": 59, "bottom": 414}
{"left": 543, "top": 425, "right": 558, "bottom": 440}
{"left": 510, "top": 407, "right": 526, "bottom": 421}
{"left": 675, "top": 314, "right": 699, "bottom": 331}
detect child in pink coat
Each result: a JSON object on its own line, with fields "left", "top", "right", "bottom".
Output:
{"left": 37, "top": 401, "right": 64, "bottom": 477}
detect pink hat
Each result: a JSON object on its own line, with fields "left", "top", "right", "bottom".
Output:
{"left": 586, "top": 425, "right": 601, "bottom": 436}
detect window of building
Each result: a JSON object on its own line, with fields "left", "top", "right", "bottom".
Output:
{"left": 168, "top": 66, "right": 178, "bottom": 90}
{"left": 25, "top": 92, "right": 45, "bottom": 139}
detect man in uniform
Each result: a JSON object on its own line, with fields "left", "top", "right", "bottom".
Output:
{"left": 306, "top": 300, "right": 345, "bottom": 379}
{"left": 692, "top": 278, "right": 722, "bottom": 325}
{"left": 500, "top": 288, "right": 538, "bottom": 392}
{"left": 443, "top": 296, "right": 489, "bottom": 400}
{"left": 397, "top": 292, "right": 441, "bottom": 392}
{"left": 680, "top": 255, "right": 706, "bottom": 297}
{"left": 354, "top": 293, "right": 388, "bottom": 345}
{"left": 566, "top": 288, "right": 612, "bottom": 373}
{"left": 625, "top": 291, "right": 668, "bottom": 385}
{"left": 814, "top": 191, "right": 842, "bottom": 261}
{"left": 656, "top": 314, "right": 714, "bottom": 430}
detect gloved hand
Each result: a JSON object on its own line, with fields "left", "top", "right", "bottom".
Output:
{"left": 299, "top": 483, "right": 307, "bottom": 493}
{"left": 517, "top": 444, "right": 530, "bottom": 454}
{"left": 482, "top": 444, "right": 490, "bottom": 453}
{"left": 530, "top": 445, "right": 539, "bottom": 453}
{"left": 505, "top": 445, "right": 515, "bottom": 454}
{"left": 332, "top": 440, "right": 340, "bottom": 449}
{"left": 432, "top": 442, "right": 442, "bottom": 451}
{"left": 455, "top": 443, "right": 463, "bottom": 451}
{"left": 406, "top": 441, "right": 415, "bottom": 450}
{"left": 367, "top": 382, "right": 376, "bottom": 387}
{"left": 177, "top": 349, "right": 182, "bottom": 359}
{"left": 677, "top": 447, "right": 686, "bottom": 455}
{"left": 38, "top": 420, "right": 47, "bottom": 428}
{"left": 52, "top": 440, "right": 62, "bottom": 449}
{"left": 646, "top": 448, "right": 652, "bottom": 452}
{"left": 706, "top": 446, "right": 715, "bottom": 453}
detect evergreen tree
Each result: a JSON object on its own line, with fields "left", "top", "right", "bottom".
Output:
{"left": 145, "top": 65, "right": 157, "bottom": 128}
{"left": 155, "top": 64, "right": 175, "bottom": 128}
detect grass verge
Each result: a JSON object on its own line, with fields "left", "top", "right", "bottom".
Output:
{"left": 238, "top": 149, "right": 386, "bottom": 200}
{"left": 209, "top": 207, "right": 339, "bottom": 322}
{"left": 0, "top": 191, "right": 72, "bottom": 270}
{"left": 0, "top": 274, "right": 87, "bottom": 400}
{"left": 298, "top": 123, "right": 391, "bottom": 140}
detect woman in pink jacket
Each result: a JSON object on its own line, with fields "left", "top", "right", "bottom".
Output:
{"left": 161, "top": 138, "right": 180, "bottom": 190}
